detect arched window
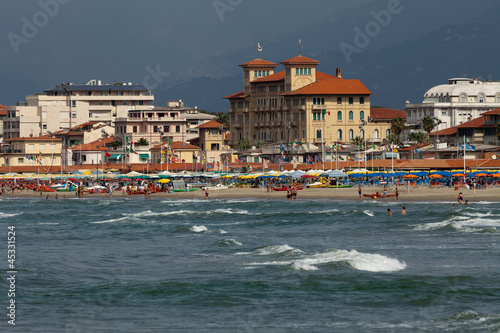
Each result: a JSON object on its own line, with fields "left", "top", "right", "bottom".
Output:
{"left": 360, "top": 129, "right": 364, "bottom": 139}
{"left": 349, "top": 129, "right": 354, "bottom": 140}
{"left": 386, "top": 129, "right": 390, "bottom": 138}
{"left": 477, "top": 93, "right": 485, "bottom": 103}
{"left": 316, "top": 129, "right": 322, "bottom": 139}
{"left": 360, "top": 110, "right": 365, "bottom": 120}
{"left": 349, "top": 111, "right": 354, "bottom": 120}
{"left": 313, "top": 97, "right": 317, "bottom": 105}
{"left": 321, "top": 97, "right": 325, "bottom": 105}
{"left": 337, "top": 129, "right": 342, "bottom": 140}
{"left": 373, "top": 129, "right": 379, "bottom": 139}
{"left": 337, "top": 111, "right": 342, "bottom": 121}
{"left": 460, "top": 93, "right": 467, "bottom": 103}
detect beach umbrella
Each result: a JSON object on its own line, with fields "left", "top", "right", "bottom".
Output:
{"left": 452, "top": 173, "right": 466, "bottom": 177}
{"left": 428, "top": 174, "right": 443, "bottom": 178}
{"left": 290, "top": 170, "right": 308, "bottom": 179}
{"left": 301, "top": 174, "right": 314, "bottom": 179}
{"left": 158, "top": 179, "right": 171, "bottom": 183}
{"left": 474, "top": 173, "right": 488, "bottom": 177}
{"left": 403, "top": 174, "right": 418, "bottom": 178}
{"left": 324, "top": 170, "right": 349, "bottom": 178}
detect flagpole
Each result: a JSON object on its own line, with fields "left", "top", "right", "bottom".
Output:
{"left": 463, "top": 135, "right": 466, "bottom": 186}
{"left": 391, "top": 142, "right": 394, "bottom": 173}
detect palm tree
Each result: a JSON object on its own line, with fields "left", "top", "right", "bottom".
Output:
{"left": 386, "top": 133, "right": 401, "bottom": 146}
{"left": 214, "top": 112, "right": 230, "bottom": 128}
{"left": 390, "top": 116, "right": 406, "bottom": 140}
{"left": 352, "top": 136, "right": 364, "bottom": 147}
{"left": 137, "top": 138, "right": 149, "bottom": 146}
{"left": 408, "top": 131, "right": 429, "bottom": 144}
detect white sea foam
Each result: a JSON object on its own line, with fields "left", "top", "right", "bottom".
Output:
{"left": 247, "top": 248, "right": 406, "bottom": 272}
{"left": 124, "top": 210, "right": 195, "bottom": 217}
{"left": 190, "top": 225, "right": 208, "bottom": 233}
{"left": 220, "top": 238, "right": 243, "bottom": 246}
{"left": 210, "top": 208, "right": 253, "bottom": 215}
{"left": 0, "top": 212, "right": 23, "bottom": 218}
{"left": 309, "top": 208, "right": 339, "bottom": 214}
{"left": 254, "top": 244, "right": 304, "bottom": 256}
{"left": 217, "top": 229, "right": 227, "bottom": 234}
{"left": 91, "top": 216, "right": 129, "bottom": 224}
{"left": 363, "top": 210, "right": 374, "bottom": 217}
{"left": 415, "top": 215, "right": 500, "bottom": 232}
{"left": 38, "top": 222, "right": 59, "bottom": 225}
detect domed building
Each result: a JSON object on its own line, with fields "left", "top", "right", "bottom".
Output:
{"left": 405, "top": 78, "right": 500, "bottom": 132}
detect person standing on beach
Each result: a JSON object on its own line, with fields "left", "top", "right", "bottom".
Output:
{"left": 458, "top": 192, "right": 463, "bottom": 204}
{"left": 395, "top": 188, "right": 399, "bottom": 202}
{"left": 205, "top": 188, "right": 209, "bottom": 200}
{"left": 358, "top": 186, "right": 362, "bottom": 199}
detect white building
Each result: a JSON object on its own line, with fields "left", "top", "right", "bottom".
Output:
{"left": 4, "top": 80, "right": 154, "bottom": 140}
{"left": 405, "top": 78, "right": 500, "bottom": 131}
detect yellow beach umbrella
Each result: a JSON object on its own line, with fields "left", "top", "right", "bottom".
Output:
{"left": 158, "top": 179, "right": 171, "bottom": 183}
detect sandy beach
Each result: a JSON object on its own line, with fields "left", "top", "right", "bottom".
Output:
{"left": 3, "top": 186, "right": 500, "bottom": 202}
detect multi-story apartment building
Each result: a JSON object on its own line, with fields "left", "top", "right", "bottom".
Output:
{"left": 225, "top": 55, "right": 389, "bottom": 148}
{"left": 405, "top": 78, "right": 500, "bottom": 132}
{"left": 114, "top": 107, "right": 186, "bottom": 148}
{"left": 2, "top": 135, "right": 62, "bottom": 167}
{"left": 4, "top": 80, "right": 154, "bottom": 140}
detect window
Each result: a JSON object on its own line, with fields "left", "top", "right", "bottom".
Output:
{"left": 360, "top": 97, "right": 364, "bottom": 105}
{"left": 337, "top": 111, "right": 342, "bottom": 121}
{"left": 176, "top": 126, "right": 180, "bottom": 133}
{"left": 349, "top": 129, "right": 354, "bottom": 140}
{"left": 349, "top": 111, "right": 353, "bottom": 120}
{"left": 133, "top": 126, "right": 137, "bottom": 133}
{"left": 337, "top": 97, "right": 342, "bottom": 104}
{"left": 316, "top": 129, "right": 322, "bottom": 139}
{"left": 442, "top": 111, "right": 447, "bottom": 116}
{"left": 71, "top": 113, "right": 76, "bottom": 118}
{"left": 308, "top": 68, "right": 311, "bottom": 75}
{"left": 39, "top": 144, "right": 46, "bottom": 150}
{"left": 386, "top": 129, "right": 390, "bottom": 138}
{"left": 373, "top": 129, "right": 379, "bottom": 139}
{"left": 42, "top": 123, "right": 47, "bottom": 129}
{"left": 460, "top": 94, "right": 467, "bottom": 103}
{"left": 496, "top": 94, "right": 500, "bottom": 103}
{"left": 50, "top": 144, "right": 56, "bottom": 150}
{"left": 313, "top": 113, "right": 317, "bottom": 121}
{"left": 478, "top": 94, "right": 485, "bottom": 103}
{"left": 300, "top": 68, "right": 303, "bottom": 75}
{"left": 313, "top": 97, "right": 317, "bottom": 105}
{"left": 102, "top": 91, "right": 108, "bottom": 96}
{"left": 337, "top": 129, "right": 342, "bottom": 140}
{"left": 18, "top": 158, "right": 24, "bottom": 164}
{"left": 28, "top": 144, "right": 34, "bottom": 150}
{"left": 211, "top": 143, "right": 220, "bottom": 151}
{"left": 296, "top": 68, "right": 299, "bottom": 75}
{"left": 349, "top": 97, "right": 353, "bottom": 105}
{"left": 360, "top": 111, "right": 364, "bottom": 120}
{"left": 360, "top": 129, "right": 364, "bottom": 139}
{"left": 164, "top": 125, "right": 170, "bottom": 132}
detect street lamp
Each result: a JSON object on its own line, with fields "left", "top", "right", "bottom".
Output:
{"left": 359, "top": 119, "right": 367, "bottom": 168}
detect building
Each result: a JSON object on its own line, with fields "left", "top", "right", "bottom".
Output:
{"left": 225, "top": 55, "right": 390, "bottom": 149}
{"left": 369, "top": 108, "right": 407, "bottom": 142}
{"left": 71, "top": 136, "right": 114, "bottom": 166}
{"left": 191, "top": 120, "right": 232, "bottom": 165}
{"left": 2, "top": 135, "right": 62, "bottom": 167}
{"left": 0, "top": 104, "right": 6, "bottom": 142}
{"left": 4, "top": 80, "right": 154, "bottom": 140}
{"left": 114, "top": 108, "right": 186, "bottom": 149}
{"left": 430, "top": 108, "right": 500, "bottom": 147}
{"left": 150, "top": 141, "right": 198, "bottom": 165}
{"left": 405, "top": 78, "right": 500, "bottom": 132}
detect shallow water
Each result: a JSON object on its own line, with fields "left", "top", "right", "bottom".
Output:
{"left": 1, "top": 197, "right": 499, "bottom": 332}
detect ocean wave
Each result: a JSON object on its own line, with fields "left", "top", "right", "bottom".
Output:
{"left": 309, "top": 208, "right": 340, "bottom": 214}
{"left": 363, "top": 210, "right": 374, "bottom": 217}
{"left": 217, "top": 229, "right": 227, "bottom": 234}
{"left": 190, "top": 225, "right": 208, "bottom": 233}
{"left": 216, "top": 238, "right": 243, "bottom": 246}
{"left": 415, "top": 216, "right": 500, "bottom": 233}
{"left": 38, "top": 222, "right": 60, "bottom": 225}
{"left": 90, "top": 216, "right": 129, "bottom": 224}
{"left": 0, "top": 212, "right": 23, "bottom": 218}
{"left": 254, "top": 244, "right": 304, "bottom": 256}
{"left": 246, "top": 248, "right": 406, "bottom": 272}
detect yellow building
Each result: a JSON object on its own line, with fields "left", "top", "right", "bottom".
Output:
{"left": 225, "top": 55, "right": 391, "bottom": 148}
{"left": 2, "top": 136, "right": 62, "bottom": 167}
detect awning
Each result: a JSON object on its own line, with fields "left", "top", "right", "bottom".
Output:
{"left": 139, "top": 154, "right": 149, "bottom": 159}
{"left": 109, "top": 154, "right": 123, "bottom": 159}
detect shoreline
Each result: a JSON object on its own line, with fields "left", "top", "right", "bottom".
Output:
{"left": 3, "top": 186, "right": 500, "bottom": 202}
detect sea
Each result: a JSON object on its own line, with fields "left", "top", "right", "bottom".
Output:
{"left": 1, "top": 196, "right": 500, "bottom": 332}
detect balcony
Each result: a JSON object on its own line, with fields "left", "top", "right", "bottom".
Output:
{"left": 1, "top": 149, "right": 24, "bottom": 154}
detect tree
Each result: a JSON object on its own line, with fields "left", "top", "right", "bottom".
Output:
{"left": 352, "top": 136, "right": 364, "bottom": 147}
{"left": 421, "top": 116, "right": 441, "bottom": 135}
{"left": 386, "top": 133, "right": 401, "bottom": 146}
{"left": 111, "top": 139, "right": 123, "bottom": 149}
{"left": 137, "top": 138, "right": 149, "bottom": 146}
{"left": 238, "top": 137, "right": 251, "bottom": 150}
{"left": 390, "top": 116, "right": 406, "bottom": 140}
{"left": 408, "top": 131, "right": 429, "bottom": 144}
{"left": 214, "top": 112, "right": 230, "bottom": 128}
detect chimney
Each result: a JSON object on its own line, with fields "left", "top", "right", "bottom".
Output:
{"left": 336, "top": 68, "right": 342, "bottom": 78}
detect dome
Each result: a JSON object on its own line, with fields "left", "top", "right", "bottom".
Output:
{"left": 424, "top": 79, "right": 500, "bottom": 99}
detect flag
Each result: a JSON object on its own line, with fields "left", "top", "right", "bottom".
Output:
{"left": 306, "top": 155, "right": 313, "bottom": 164}
{"left": 316, "top": 155, "right": 323, "bottom": 163}
{"left": 360, "top": 143, "right": 364, "bottom": 150}
{"left": 130, "top": 147, "right": 139, "bottom": 155}
{"left": 125, "top": 135, "right": 131, "bottom": 144}
{"left": 202, "top": 155, "right": 206, "bottom": 164}
{"left": 279, "top": 159, "right": 284, "bottom": 171}
{"left": 323, "top": 109, "right": 330, "bottom": 115}
{"left": 465, "top": 143, "right": 476, "bottom": 151}
{"left": 347, "top": 155, "right": 354, "bottom": 161}
{"left": 105, "top": 152, "right": 111, "bottom": 157}
{"left": 393, "top": 148, "right": 398, "bottom": 153}
{"left": 247, "top": 162, "right": 252, "bottom": 172}
{"left": 372, "top": 143, "right": 380, "bottom": 151}
{"left": 338, "top": 144, "right": 343, "bottom": 152}
{"left": 299, "top": 39, "right": 303, "bottom": 48}
{"left": 414, "top": 148, "right": 421, "bottom": 153}
{"left": 465, "top": 138, "right": 470, "bottom": 143}
{"left": 339, "top": 156, "right": 344, "bottom": 161}
{"left": 257, "top": 42, "right": 262, "bottom": 52}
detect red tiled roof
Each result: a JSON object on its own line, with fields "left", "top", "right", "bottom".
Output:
{"left": 398, "top": 143, "right": 430, "bottom": 152}
{"left": 69, "top": 121, "right": 103, "bottom": 130}
{"left": 223, "top": 91, "right": 248, "bottom": 99}
{"left": 370, "top": 108, "right": 406, "bottom": 120}
{"left": 71, "top": 137, "right": 115, "bottom": 151}
{"left": 455, "top": 117, "right": 484, "bottom": 128}
{"left": 282, "top": 78, "right": 371, "bottom": 96}
{"left": 225, "top": 133, "right": 230, "bottom": 141}
{"left": 0, "top": 104, "right": 6, "bottom": 117}
{"left": 239, "top": 59, "right": 278, "bottom": 68}
{"left": 5, "top": 136, "right": 61, "bottom": 142}
{"left": 481, "top": 108, "right": 500, "bottom": 115}
{"left": 196, "top": 120, "right": 223, "bottom": 129}
{"left": 280, "top": 55, "right": 320, "bottom": 65}
{"left": 429, "top": 127, "right": 458, "bottom": 136}
{"left": 150, "top": 141, "right": 198, "bottom": 150}
{"left": 252, "top": 71, "right": 285, "bottom": 83}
